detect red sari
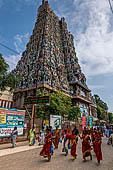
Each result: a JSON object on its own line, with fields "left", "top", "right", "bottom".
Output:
{"left": 40, "top": 132, "right": 52, "bottom": 157}
{"left": 70, "top": 134, "right": 78, "bottom": 160}
{"left": 93, "top": 140, "right": 102, "bottom": 162}
{"left": 54, "top": 129, "right": 60, "bottom": 148}
{"left": 93, "top": 133, "right": 102, "bottom": 162}
{"left": 82, "top": 134, "right": 92, "bottom": 160}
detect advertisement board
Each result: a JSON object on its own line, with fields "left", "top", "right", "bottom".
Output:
{"left": 82, "top": 116, "right": 86, "bottom": 130}
{"left": 50, "top": 115, "right": 62, "bottom": 130}
{"left": 0, "top": 107, "right": 25, "bottom": 137}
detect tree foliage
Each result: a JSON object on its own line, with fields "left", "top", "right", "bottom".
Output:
{"left": 96, "top": 105, "right": 104, "bottom": 120}
{"left": 0, "top": 53, "right": 19, "bottom": 92}
{"left": 93, "top": 94, "right": 108, "bottom": 120}
{"left": 108, "top": 112, "right": 113, "bottom": 124}
{"left": 36, "top": 90, "right": 80, "bottom": 120}
{"left": 68, "top": 106, "right": 81, "bottom": 121}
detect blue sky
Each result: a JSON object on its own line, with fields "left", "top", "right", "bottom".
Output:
{"left": 0, "top": 0, "right": 113, "bottom": 111}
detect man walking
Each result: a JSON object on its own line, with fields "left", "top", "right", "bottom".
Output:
{"left": 11, "top": 127, "right": 18, "bottom": 148}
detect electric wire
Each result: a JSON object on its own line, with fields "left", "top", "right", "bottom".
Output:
{"left": 108, "top": 0, "right": 113, "bottom": 13}
{"left": 0, "top": 42, "right": 20, "bottom": 55}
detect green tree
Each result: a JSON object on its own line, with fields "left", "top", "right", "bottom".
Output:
{"left": 36, "top": 90, "right": 80, "bottom": 119}
{"left": 36, "top": 90, "right": 49, "bottom": 118}
{"left": 97, "top": 105, "right": 104, "bottom": 120}
{"left": 93, "top": 94, "right": 108, "bottom": 120}
{"left": 108, "top": 112, "right": 113, "bottom": 124}
{"left": 0, "top": 54, "right": 19, "bottom": 92}
{"left": 68, "top": 106, "right": 81, "bottom": 121}
{"left": 49, "top": 91, "right": 72, "bottom": 116}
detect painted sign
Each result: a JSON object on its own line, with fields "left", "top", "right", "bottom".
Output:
{"left": 89, "top": 116, "right": 93, "bottom": 128}
{"left": 0, "top": 114, "right": 6, "bottom": 124}
{"left": 0, "top": 107, "right": 25, "bottom": 137}
{"left": 80, "top": 106, "right": 88, "bottom": 117}
{"left": 24, "top": 96, "right": 50, "bottom": 105}
{"left": 50, "top": 115, "right": 62, "bottom": 130}
{"left": 82, "top": 116, "right": 86, "bottom": 130}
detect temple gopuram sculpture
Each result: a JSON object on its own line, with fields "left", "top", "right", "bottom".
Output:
{"left": 13, "top": 0, "right": 96, "bottom": 117}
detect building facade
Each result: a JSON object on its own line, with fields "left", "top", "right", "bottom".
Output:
{"left": 13, "top": 0, "right": 96, "bottom": 117}
{"left": 0, "top": 90, "right": 13, "bottom": 108}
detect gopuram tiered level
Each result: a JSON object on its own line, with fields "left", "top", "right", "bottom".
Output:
{"left": 13, "top": 0, "right": 96, "bottom": 117}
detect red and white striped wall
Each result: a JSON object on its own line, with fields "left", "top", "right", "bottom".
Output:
{"left": 0, "top": 100, "right": 13, "bottom": 108}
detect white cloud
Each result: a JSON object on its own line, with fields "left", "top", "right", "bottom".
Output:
{"left": 4, "top": 54, "right": 22, "bottom": 71}
{"left": 72, "top": 0, "right": 113, "bottom": 77}
{"left": 14, "top": 33, "right": 29, "bottom": 53}
{"left": 4, "top": 33, "right": 29, "bottom": 71}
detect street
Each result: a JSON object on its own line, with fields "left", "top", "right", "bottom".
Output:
{"left": 0, "top": 137, "right": 113, "bottom": 170}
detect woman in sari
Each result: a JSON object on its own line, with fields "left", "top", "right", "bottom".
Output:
{"left": 93, "top": 132, "right": 102, "bottom": 163}
{"left": 70, "top": 131, "right": 78, "bottom": 161}
{"left": 54, "top": 126, "right": 60, "bottom": 149}
{"left": 82, "top": 130, "right": 92, "bottom": 161}
{"left": 40, "top": 128, "right": 52, "bottom": 161}
{"left": 29, "top": 128, "right": 35, "bottom": 146}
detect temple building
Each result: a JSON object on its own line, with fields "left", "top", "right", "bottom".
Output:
{"left": 13, "top": 0, "right": 96, "bottom": 117}
{"left": 0, "top": 89, "right": 13, "bottom": 108}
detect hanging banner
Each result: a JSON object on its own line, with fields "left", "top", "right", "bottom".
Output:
{"left": 86, "top": 116, "right": 89, "bottom": 127}
{"left": 89, "top": 116, "right": 93, "bottom": 128}
{"left": 0, "top": 107, "right": 25, "bottom": 137}
{"left": 50, "top": 115, "right": 62, "bottom": 130}
{"left": 82, "top": 116, "right": 86, "bottom": 130}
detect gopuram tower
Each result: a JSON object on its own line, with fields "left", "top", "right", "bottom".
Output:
{"left": 13, "top": 0, "right": 96, "bottom": 117}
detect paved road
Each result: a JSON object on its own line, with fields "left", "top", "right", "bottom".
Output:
{"left": 0, "top": 137, "right": 113, "bottom": 170}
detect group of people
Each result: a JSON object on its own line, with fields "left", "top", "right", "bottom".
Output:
{"left": 104, "top": 126, "right": 113, "bottom": 146}
{"left": 40, "top": 125, "right": 103, "bottom": 163}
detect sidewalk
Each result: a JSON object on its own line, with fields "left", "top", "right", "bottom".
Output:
{"left": 0, "top": 141, "right": 42, "bottom": 157}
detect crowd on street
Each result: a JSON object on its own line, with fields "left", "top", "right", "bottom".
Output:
{"left": 10, "top": 123, "right": 113, "bottom": 165}
{"left": 25, "top": 124, "right": 113, "bottom": 163}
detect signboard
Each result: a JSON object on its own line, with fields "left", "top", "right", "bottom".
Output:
{"left": 0, "top": 114, "right": 6, "bottom": 124}
{"left": 24, "top": 96, "right": 50, "bottom": 105}
{"left": 89, "top": 116, "right": 93, "bottom": 128}
{"left": 82, "top": 116, "right": 86, "bottom": 130}
{"left": 80, "top": 106, "right": 88, "bottom": 117}
{"left": 0, "top": 107, "right": 25, "bottom": 137}
{"left": 50, "top": 115, "right": 62, "bottom": 130}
